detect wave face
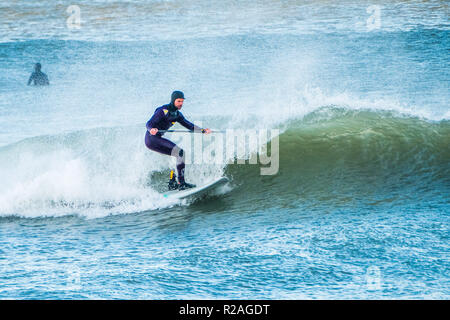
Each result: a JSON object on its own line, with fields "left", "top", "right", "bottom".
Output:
{"left": 227, "top": 108, "right": 449, "bottom": 209}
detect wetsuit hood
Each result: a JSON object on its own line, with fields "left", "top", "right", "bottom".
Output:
{"left": 168, "top": 90, "right": 185, "bottom": 113}
{"left": 171, "top": 90, "right": 185, "bottom": 103}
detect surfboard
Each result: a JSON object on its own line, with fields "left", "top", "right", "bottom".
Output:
{"left": 162, "top": 177, "right": 229, "bottom": 200}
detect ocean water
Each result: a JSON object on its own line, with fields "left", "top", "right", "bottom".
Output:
{"left": 0, "top": 0, "right": 449, "bottom": 299}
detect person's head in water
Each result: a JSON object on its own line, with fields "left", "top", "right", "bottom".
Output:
{"left": 34, "top": 63, "right": 42, "bottom": 72}
{"left": 170, "top": 91, "right": 185, "bottom": 111}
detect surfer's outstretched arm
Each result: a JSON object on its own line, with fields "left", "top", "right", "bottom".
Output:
{"left": 178, "top": 113, "right": 210, "bottom": 133}
{"left": 177, "top": 112, "right": 195, "bottom": 131}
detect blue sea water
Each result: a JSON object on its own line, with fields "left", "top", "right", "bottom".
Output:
{"left": 0, "top": 0, "right": 449, "bottom": 299}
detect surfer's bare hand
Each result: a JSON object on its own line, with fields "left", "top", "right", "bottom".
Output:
{"left": 150, "top": 128, "right": 158, "bottom": 135}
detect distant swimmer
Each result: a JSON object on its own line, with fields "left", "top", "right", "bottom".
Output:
{"left": 27, "top": 63, "right": 49, "bottom": 86}
{"left": 145, "top": 91, "right": 211, "bottom": 190}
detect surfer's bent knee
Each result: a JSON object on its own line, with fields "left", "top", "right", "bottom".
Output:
{"left": 170, "top": 146, "right": 184, "bottom": 160}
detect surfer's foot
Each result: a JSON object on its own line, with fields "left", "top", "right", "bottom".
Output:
{"left": 178, "top": 181, "right": 196, "bottom": 190}
{"left": 168, "top": 174, "right": 178, "bottom": 190}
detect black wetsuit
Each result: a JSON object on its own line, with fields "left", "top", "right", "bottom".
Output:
{"left": 145, "top": 103, "right": 201, "bottom": 184}
{"left": 27, "top": 71, "right": 49, "bottom": 86}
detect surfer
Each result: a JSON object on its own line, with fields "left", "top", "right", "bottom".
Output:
{"left": 27, "top": 63, "right": 49, "bottom": 86}
{"left": 145, "top": 91, "right": 211, "bottom": 190}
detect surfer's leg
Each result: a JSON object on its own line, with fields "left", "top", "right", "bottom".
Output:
{"left": 171, "top": 146, "right": 186, "bottom": 184}
{"left": 145, "top": 134, "right": 175, "bottom": 155}
{"left": 145, "top": 134, "right": 186, "bottom": 183}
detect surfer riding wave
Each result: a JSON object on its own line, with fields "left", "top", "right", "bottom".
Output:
{"left": 145, "top": 91, "right": 211, "bottom": 190}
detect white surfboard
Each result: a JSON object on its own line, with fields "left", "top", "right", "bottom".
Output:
{"left": 162, "top": 177, "right": 229, "bottom": 200}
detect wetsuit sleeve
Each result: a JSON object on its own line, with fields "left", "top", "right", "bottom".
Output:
{"left": 146, "top": 108, "right": 164, "bottom": 130}
{"left": 44, "top": 73, "right": 49, "bottom": 85}
{"left": 27, "top": 73, "right": 34, "bottom": 85}
{"left": 177, "top": 113, "right": 201, "bottom": 131}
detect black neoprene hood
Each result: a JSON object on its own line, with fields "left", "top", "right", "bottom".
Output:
{"left": 171, "top": 91, "right": 185, "bottom": 103}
